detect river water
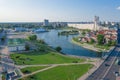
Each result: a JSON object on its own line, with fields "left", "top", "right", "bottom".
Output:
{"left": 36, "top": 30, "right": 102, "bottom": 58}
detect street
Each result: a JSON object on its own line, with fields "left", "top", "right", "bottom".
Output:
{"left": 86, "top": 29, "right": 120, "bottom": 80}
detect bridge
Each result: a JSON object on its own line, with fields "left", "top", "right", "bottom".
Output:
{"left": 86, "top": 29, "right": 120, "bottom": 80}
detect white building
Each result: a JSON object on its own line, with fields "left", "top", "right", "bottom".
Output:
{"left": 68, "top": 16, "right": 102, "bottom": 31}
{"left": 68, "top": 23, "right": 95, "bottom": 30}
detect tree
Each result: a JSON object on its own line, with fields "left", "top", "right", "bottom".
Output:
{"left": 25, "top": 44, "right": 30, "bottom": 51}
{"left": 38, "top": 39, "right": 45, "bottom": 44}
{"left": 1, "top": 36, "right": 6, "bottom": 41}
{"left": 81, "top": 31, "right": 86, "bottom": 36}
{"left": 55, "top": 46, "right": 62, "bottom": 52}
{"left": 111, "top": 41, "right": 117, "bottom": 46}
{"left": 97, "top": 34, "right": 104, "bottom": 45}
{"left": 28, "top": 35, "right": 37, "bottom": 41}
{"left": 107, "top": 41, "right": 112, "bottom": 46}
{"left": 90, "top": 38, "right": 95, "bottom": 44}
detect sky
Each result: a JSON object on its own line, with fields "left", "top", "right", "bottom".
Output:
{"left": 0, "top": 0, "right": 120, "bottom": 22}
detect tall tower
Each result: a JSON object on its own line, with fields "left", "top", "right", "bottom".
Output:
{"left": 94, "top": 16, "right": 100, "bottom": 31}
{"left": 44, "top": 19, "right": 49, "bottom": 26}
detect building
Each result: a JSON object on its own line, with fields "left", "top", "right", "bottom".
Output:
{"left": 68, "top": 16, "right": 105, "bottom": 31}
{"left": 44, "top": 19, "right": 49, "bottom": 26}
{"left": 51, "top": 22, "right": 67, "bottom": 28}
{"left": 7, "top": 35, "right": 26, "bottom": 52}
{"left": 94, "top": 16, "right": 100, "bottom": 31}
{"left": 68, "top": 22, "right": 95, "bottom": 30}
{"left": 14, "top": 27, "right": 26, "bottom": 32}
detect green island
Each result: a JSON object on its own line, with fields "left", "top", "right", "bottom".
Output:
{"left": 20, "top": 64, "right": 93, "bottom": 80}
{"left": 58, "top": 30, "right": 79, "bottom": 36}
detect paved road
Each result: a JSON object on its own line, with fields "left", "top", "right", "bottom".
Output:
{"left": 86, "top": 47, "right": 119, "bottom": 80}
{"left": 86, "top": 29, "right": 120, "bottom": 80}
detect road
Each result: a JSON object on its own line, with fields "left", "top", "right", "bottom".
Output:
{"left": 86, "top": 29, "right": 120, "bottom": 80}
{"left": 86, "top": 47, "right": 119, "bottom": 80}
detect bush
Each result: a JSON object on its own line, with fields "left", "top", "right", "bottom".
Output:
{"left": 72, "top": 61, "right": 78, "bottom": 63}
{"left": 16, "top": 56, "right": 20, "bottom": 58}
{"left": 23, "top": 70, "right": 31, "bottom": 74}
{"left": 38, "top": 39, "right": 45, "bottom": 44}
{"left": 90, "top": 38, "right": 95, "bottom": 44}
{"left": 25, "top": 44, "right": 30, "bottom": 51}
{"left": 28, "top": 35, "right": 37, "bottom": 41}
{"left": 55, "top": 46, "right": 62, "bottom": 52}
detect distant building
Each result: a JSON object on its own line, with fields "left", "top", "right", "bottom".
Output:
{"left": 51, "top": 22, "right": 67, "bottom": 28}
{"left": 68, "top": 16, "right": 111, "bottom": 31}
{"left": 44, "top": 19, "right": 49, "bottom": 26}
{"left": 68, "top": 22, "right": 95, "bottom": 30}
{"left": 94, "top": 16, "right": 100, "bottom": 31}
{"left": 14, "top": 27, "right": 26, "bottom": 32}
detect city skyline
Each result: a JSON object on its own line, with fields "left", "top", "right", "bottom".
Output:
{"left": 0, "top": 0, "right": 120, "bottom": 22}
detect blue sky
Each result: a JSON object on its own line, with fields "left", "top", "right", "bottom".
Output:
{"left": 0, "top": 0, "right": 120, "bottom": 22}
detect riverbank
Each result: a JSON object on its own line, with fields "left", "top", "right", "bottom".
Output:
{"left": 71, "top": 38, "right": 114, "bottom": 52}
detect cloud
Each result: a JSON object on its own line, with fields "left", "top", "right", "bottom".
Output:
{"left": 117, "top": 6, "right": 120, "bottom": 10}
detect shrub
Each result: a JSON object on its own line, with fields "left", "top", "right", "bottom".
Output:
{"left": 28, "top": 35, "right": 37, "bottom": 41}
{"left": 25, "top": 44, "right": 30, "bottom": 51}
{"left": 55, "top": 46, "right": 62, "bottom": 52}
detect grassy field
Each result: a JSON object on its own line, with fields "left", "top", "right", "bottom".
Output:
{"left": 21, "top": 66, "right": 49, "bottom": 74}
{"left": 10, "top": 51, "right": 85, "bottom": 65}
{"left": 20, "top": 64, "right": 93, "bottom": 80}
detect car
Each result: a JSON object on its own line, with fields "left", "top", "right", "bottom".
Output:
{"left": 113, "top": 71, "right": 119, "bottom": 76}
{"left": 105, "top": 64, "right": 110, "bottom": 67}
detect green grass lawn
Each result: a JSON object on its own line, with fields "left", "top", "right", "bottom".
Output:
{"left": 21, "top": 66, "right": 49, "bottom": 74}
{"left": 21, "top": 64, "right": 93, "bottom": 80}
{"left": 10, "top": 51, "right": 85, "bottom": 65}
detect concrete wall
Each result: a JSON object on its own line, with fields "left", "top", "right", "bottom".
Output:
{"left": 68, "top": 23, "right": 95, "bottom": 30}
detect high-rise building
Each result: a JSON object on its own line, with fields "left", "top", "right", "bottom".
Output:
{"left": 94, "top": 16, "right": 100, "bottom": 31}
{"left": 44, "top": 19, "right": 49, "bottom": 26}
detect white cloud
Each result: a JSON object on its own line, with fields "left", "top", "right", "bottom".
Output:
{"left": 117, "top": 6, "right": 120, "bottom": 10}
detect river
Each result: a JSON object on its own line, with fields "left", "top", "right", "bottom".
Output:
{"left": 36, "top": 30, "right": 102, "bottom": 58}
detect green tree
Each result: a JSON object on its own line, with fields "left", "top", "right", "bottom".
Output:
{"left": 55, "top": 46, "right": 62, "bottom": 52}
{"left": 97, "top": 34, "right": 104, "bottom": 45}
{"left": 111, "top": 41, "right": 117, "bottom": 46}
{"left": 28, "top": 35, "right": 37, "bottom": 41}
{"left": 38, "top": 39, "right": 45, "bottom": 44}
{"left": 81, "top": 31, "right": 86, "bottom": 36}
{"left": 90, "top": 38, "right": 95, "bottom": 44}
{"left": 25, "top": 44, "right": 30, "bottom": 51}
